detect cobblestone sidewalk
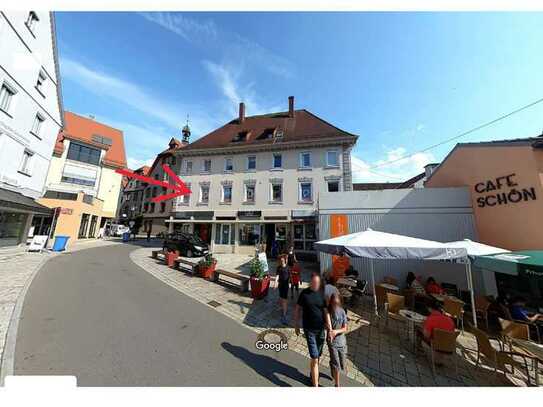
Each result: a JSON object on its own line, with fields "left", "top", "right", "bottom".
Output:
{"left": 131, "top": 247, "right": 537, "bottom": 387}
{"left": 0, "top": 238, "right": 121, "bottom": 380}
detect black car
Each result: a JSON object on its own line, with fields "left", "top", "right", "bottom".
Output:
{"left": 162, "top": 232, "right": 209, "bottom": 257}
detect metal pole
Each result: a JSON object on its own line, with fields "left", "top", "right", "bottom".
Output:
{"left": 370, "top": 259, "right": 378, "bottom": 316}
{"left": 466, "top": 259, "right": 477, "bottom": 328}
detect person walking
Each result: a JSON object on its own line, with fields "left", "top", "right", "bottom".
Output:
{"left": 325, "top": 293, "right": 348, "bottom": 387}
{"left": 287, "top": 245, "right": 300, "bottom": 298}
{"left": 275, "top": 255, "right": 290, "bottom": 325}
{"left": 294, "top": 271, "right": 326, "bottom": 387}
{"left": 146, "top": 228, "right": 152, "bottom": 242}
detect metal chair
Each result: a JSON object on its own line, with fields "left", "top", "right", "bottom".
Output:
{"left": 441, "top": 282, "right": 459, "bottom": 297}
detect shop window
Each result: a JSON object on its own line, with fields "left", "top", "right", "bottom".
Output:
{"left": 222, "top": 185, "right": 232, "bottom": 203}
{"left": 247, "top": 155, "right": 256, "bottom": 171}
{"left": 299, "top": 182, "right": 313, "bottom": 202}
{"left": 293, "top": 223, "right": 317, "bottom": 252}
{"left": 275, "top": 224, "right": 287, "bottom": 241}
{"left": 245, "top": 184, "right": 255, "bottom": 203}
{"left": 215, "top": 223, "right": 234, "bottom": 245}
{"left": 0, "top": 212, "right": 28, "bottom": 245}
{"left": 271, "top": 183, "right": 282, "bottom": 203}
{"left": 328, "top": 181, "right": 340, "bottom": 192}
{"left": 239, "top": 224, "right": 263, "bottom": 246}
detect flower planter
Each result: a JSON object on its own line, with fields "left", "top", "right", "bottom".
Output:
{"left": 166, "top": 250, "right": 179, "bottom": 267}
{"left": 199, "top": 260, "right": 217, "bottom": 280}
{"left": 250, "top": 275, "right": 270, "bottom": 299}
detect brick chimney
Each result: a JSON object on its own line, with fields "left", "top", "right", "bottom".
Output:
{"left": 288, "top": 96, "right": 295, "bottom": 118}
{"left": 239, "top": 102, "right": 245, "bottom": 124}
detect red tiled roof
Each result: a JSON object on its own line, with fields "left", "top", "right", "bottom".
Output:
{"left": 183, "top": 109, "right": 357, "bottom": 151}
{"left": 54, "top": 111, "right": 127, "bottom": 169}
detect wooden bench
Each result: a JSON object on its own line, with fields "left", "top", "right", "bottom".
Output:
{"left": 213, "top": 269, "right": 250, "bottom": 292}
{"left": 174, "top": 258, "right": 198, "bottom": 274}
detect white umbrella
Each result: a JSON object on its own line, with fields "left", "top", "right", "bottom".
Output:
{"left": 315, "top": 229, "right": 474, "bottom": 322}
{"left": 445, "top": 239, "right": 510, "bottom": 257}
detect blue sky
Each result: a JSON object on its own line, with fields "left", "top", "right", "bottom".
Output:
{"left": 55, "top": 12, "right": 543, "bottom": 182}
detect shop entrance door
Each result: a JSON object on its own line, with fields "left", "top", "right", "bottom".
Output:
{"left": 265, "top": 223, "right": 275, "bottom": 257}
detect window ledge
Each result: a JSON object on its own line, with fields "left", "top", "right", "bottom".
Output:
{"left": 219, "top": 201, "right": 232, "bottom": 205}
{"left": 268, "top": 201, "right": 283, "bottom": 205}
{"left": 245, "top": 169, "right": 257, "bottom": 173}
{"left": 298, "top": 167, "right": 312, "bottom": 171}
{"left": 35, "top": 86, "right": 46, "bottom": 98}
{"left": 197, "top": 202, "right": 209, "bottom": 206}
{"left": 324, "top": 165, "right": 340, "bottom": 170}
{"left": 242, "top": 201, "right": 255, "bottom": 205}
{"left": 200, "top": 171, "right": 211, "bottom": 175}
{"left": 269, "top": 168, "right": 283, "bottom": 172}
{"left": 30, "top": 130, "right": 42, "bottom": 140}
{"left": 17, "top": 170, "right": 31, "bottom": 177}
{"left": 297, "top": 200, "right": 314, "bottom": 205}
{"left": 0, "top": 108, "right": 13, "bottom": 118}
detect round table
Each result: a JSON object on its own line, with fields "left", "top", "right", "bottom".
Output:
{"left": 399, "top": 309, "right": 426, "bottom": 351}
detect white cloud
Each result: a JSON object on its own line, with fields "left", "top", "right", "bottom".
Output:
{"left": 140, "top": 12, "right": 293, "bottom": 79}
{"left": 351, "top": 148, "right": 435, "bottom": 183}
{"left": 60, "top": 57, "right": 217, "bottom": 138}
{"left": 203, "top": 60, "right": 283, "bottom": 119}
{"left": 127, "top": 156, "right": 154, "bottom": 170}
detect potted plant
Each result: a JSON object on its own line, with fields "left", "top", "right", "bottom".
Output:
{"left": 198, "top": 253, "right": 217, "bottom": 280}
{"left": 249, "top": 256, "right": 270, "bottom": 299}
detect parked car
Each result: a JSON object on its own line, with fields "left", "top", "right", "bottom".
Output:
{"left": 162, "top": 232, "right": 209, "bottom": 257}
{"left": 110, "top": 224, "right": 130, "bottom": 237}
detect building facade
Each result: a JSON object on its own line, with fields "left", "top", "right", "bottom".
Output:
{"left": 425, "top": 136, "right": 543, "bottom": 251}
{"left": 166, "top": 97, "right": 358, "bottom": 257}
{"left": 0, "top": 11, "right": 64, "bottom": 247}
{"left": 118, "top": 165, "right": 150, "bottom": 223}
{"left": 38, "top": 112, "right": 126, "bottom": 243}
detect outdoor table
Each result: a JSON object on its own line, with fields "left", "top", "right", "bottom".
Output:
{"left": 510, "top": 338, "right": 543, "bottom": 386}
{"left": 378, "top": 283, "right": 399, "bottom": 291}
{"left": 399, "top": 309, "right": 426, "bottom": 352}
{"left": 431, "top": 293, "right": 463, "bottom": 303}
{"left": 337, "top": 277, "right": 357, "bottom": 288}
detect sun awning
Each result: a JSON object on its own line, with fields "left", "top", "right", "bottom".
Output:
{"left": 472, "top": 251, "right": 543, "bottom": 277}
{"left": 444, "top": 239, "right": 510, "bottom": 258}
{"left": 314, "top": 229, "right": 467, "bottom": 260}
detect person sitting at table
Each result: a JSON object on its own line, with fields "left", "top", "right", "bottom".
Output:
{"left": 417, "top": 300, "right": 455, "bottom": 347}
{"left": 406, "top": 272, "right": 426, "bottom": 295}
{"left": 510, "top": 296, "right": 543, "bottom": 323}
{"left": 425, "top": 277, "right": 444, "bottom": 295}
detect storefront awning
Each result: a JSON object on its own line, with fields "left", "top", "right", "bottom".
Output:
{"left": 0, "top": 187, "right": 52, "bottom": 215}
{"left": 472, "top": 251, "right": 543, "bottom": 277}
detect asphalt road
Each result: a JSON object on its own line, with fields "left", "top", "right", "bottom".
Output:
{"left": 13, "top": 243, "right": 359, "bottom": 386}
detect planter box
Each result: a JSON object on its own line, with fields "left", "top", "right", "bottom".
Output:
{"left": 199, "top": 261, "right": 217, "bottom": 280}
{"left": 250, "top": 275, "right": 270, "bottom": 299}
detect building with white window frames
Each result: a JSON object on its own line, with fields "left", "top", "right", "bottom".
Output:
{"left": 167, "top": 96, "right": 358, "bottom": 257}
{"left": 0, "top": 11, "right": 64, "bottom": 247}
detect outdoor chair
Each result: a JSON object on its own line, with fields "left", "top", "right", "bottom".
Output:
{"left": 500, "top": 305, "right": 542, "bottom": 344}
{"left": 383, "top": 276, "right": 398, "bottom": 286}
{"left": 441, "top": 282, "right": 459, "bottom": 297}
{"left": 352, "top": 279, "right": 367, "bottom": 303}
{"left": 384, "top": 292, "right": 406, "bottom": 332}
{"left": 471, "top": 326, "right": 531, "bottom": 381}
{"left": 375, "top": 284, "right": 387, "bottom": 312}
{"left": 429, "top": 328, "right": 461, "bottom": 377}
{"left": 474, "top": 296, "right": 492, "bottom": 330}
{"left": 443, "top": 298, "right": 465, "bottom": 332}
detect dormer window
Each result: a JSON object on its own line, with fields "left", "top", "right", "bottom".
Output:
{"left": 25, "top": 11, "right": 39, "bottom": 34}
{"left": 232, "top": 131, "right": 250, "bottom": 142}
{"left": 257, "top": 128, "right": 276, "bottom": 140}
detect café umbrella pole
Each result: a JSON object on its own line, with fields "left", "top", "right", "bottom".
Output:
{"left": 370, "top": 259, "right": 378, "bottom": 316}
{"left": 465, "top": 259, "right": 478, "bottom": 328}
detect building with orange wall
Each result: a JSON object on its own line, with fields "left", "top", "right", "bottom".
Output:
{"left": 425, "top": 135, "right": 543, "bottom": 251}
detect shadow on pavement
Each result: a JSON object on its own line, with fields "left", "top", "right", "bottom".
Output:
{"left": 221, "top": 342, "right": 309, "bottom": 387}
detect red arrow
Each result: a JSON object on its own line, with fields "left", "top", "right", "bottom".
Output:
{"left": 116, "top": 164, "right": 191, "bottom": 203}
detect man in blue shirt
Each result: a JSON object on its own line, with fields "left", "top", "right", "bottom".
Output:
{"left": 510, "top": 296, "right": 542, "bottom": 323}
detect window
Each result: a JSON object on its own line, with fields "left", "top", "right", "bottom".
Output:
{"left": 35, "top": 69, "right": 46, "bottom": 94}
{"left": 143, "top": 203, "right": 149, "bottom": 213}
{"left": 30, "top": 113, "right": 45, "bottom": 137}
{"left": 244, "top": 184, "right": 255, "bottom": 203}
{"left": 0, "top": 82, "right": 16, "bottom": 114}
{"left": 299, "top": 152, "right": 311, "bottom": 168}
{"left": 328, "top": 181, "right": 340, "bottom": 192}
{"left": 67, "top": 142, "right": 101, "bottom": 166}
{"left": 272, "top": 153, "right": 282, "bottom": 169}
{"left": 222, "top": 185, "right": 232, "bottom": 203}
{"left": 25, "top": 11, "right": 39, "bottom": 33}
{"left": 247, "top": 155, "right": 256, "bottom": 171}
{"left": 160, "top": 202, "right": 166, "bottom": 213}
{"left": 224, "top": 157, "right": 233, "bottom": 172}
{"left": 271, "top": 183, "right": 282, "bottom": 203}
{"left": 181, "top": 183, "right": 191, "bottom": 204}
{"left": 215, "top": 224, "right": 235, "bottom": 245}
{"left": 19, "top": 150, "right": 33, "bottom": 175}
{"left": 239, "top": 224, "right": 263, "bottom": 246}
{"left": 200, "top": 185, "right": 210, "bottom": 204}
{"left": 293, "top": 223, "right": 317, "bottom": 251}
{"left": 185, "top": 161, "right": 193, "bottom": 174}
{"left": 202, "top": 159, "right": 211, "bottom": 173}
{"left": 171, "top": 156, "right": 176, "bottom": 166}
{"left": 299, "top": 182, "right": 313, "bottom": 202}
{"left": 61, "top": 176, "right": 95, "bottom": 187}
{"left": 326, "top": 150, "right": 339, "bottom": 167}
{"left": 150, "top": 203, "right": 155, "bottom": 213}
